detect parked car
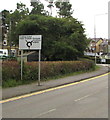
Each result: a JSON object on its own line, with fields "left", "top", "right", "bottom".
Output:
{"left": 0, "top": 49, "right": 8, "bottom": 58}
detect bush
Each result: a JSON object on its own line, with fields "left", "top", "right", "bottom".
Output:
{"left": 23, "top": 62, "right": 38, "bottom": 81}
{"left": 2, "top": 61, "right": 20, "bottom": 82}
{"left": 2, "top": 79, "right": 22, "bottom": 88}
{"left": 2, "top": 60, "right": 95, "bottom": 87}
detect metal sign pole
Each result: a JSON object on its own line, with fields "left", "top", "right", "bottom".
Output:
{"left": 19, "top": 35, "right": 42, "bottom": 84}
{"left": 38, "top": 50, "right": 41, "bottom": 86}
{"left": 21, "top": 50, "right": 23, "bottom": 80}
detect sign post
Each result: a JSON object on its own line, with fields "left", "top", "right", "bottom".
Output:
{"left": 21, "top": 50, "right": 23, "bottom": 80}
{"left": 19, "top": 35, "right": 42, "bottom": 86}
{"left": 38, "top": 50, "right": 41, "bottom": 86}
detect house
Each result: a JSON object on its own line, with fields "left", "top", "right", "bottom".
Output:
{"left": 87, "top": 38, "right": 103, "bottom": 53}
{"left": 100, "top": 39, "right": 108, "bottom": 54}
{"left": 85, "top": 38, "right": 109, "bottom": 57}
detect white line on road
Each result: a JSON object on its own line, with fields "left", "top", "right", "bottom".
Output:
{"left": 36, "top": 109, "right": 56, "bottom": 117}
{"left": 74, "top": 87, "right": 108, "bottom": 102}
{"left": 74, "top": 94, "right": 91, "bottom": 102}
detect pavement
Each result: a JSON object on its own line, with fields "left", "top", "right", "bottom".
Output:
{"left": 2, "top": 64, "right": 109, "bottom": 100}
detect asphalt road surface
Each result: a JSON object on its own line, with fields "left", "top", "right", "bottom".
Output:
{"left": 2, "top": 74, "right": 108, "bottom": 118}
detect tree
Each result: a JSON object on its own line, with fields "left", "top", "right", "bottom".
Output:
{"left": 30, "top": 0, "right": 48, "bottom": 15}
{"left": 9, "top": 2, "right": 29, "bottom": 45}
{"left": 51, "top": 41, "right": 78, "bottom": 60}
{"left": 55, "top": 1, "right": 73, "bottom": 18}
{"left": 14, "top": 15, "right": 88, "bottom": 60}
{"left": 10, "top": 2, "right": 29, "bottom": 25}
{"left": 47, "top": 0, "right": 54, "bottom": 16}
{"left": 1, "top": 10, "right": 10, "bottom": 45}
{"left": 16, "top": 2, "right": 29, "bottom": 20}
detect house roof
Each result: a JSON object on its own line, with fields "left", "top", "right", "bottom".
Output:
{"left": 90, "top": 38, "right": 103, "bottom": 43}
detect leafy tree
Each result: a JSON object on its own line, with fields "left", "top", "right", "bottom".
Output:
{"left": 10, "top": 2, "right": 29, "bottom": 26}
{"left": 1, "top": 2, "right": 29, "bottom": 48}
{"left": 16, "top": 2, "right": 29, "bottom": 20}
{"left": 14, "top": 15, "right": 88, "bottom": 60}
{"left": 1, "top": 10, "right": 10, "bottom": 25}
{"left": 55, "top": 1, "right": 73, "bottom": 18}
{"left": 2, "top": 0, "right": 89, "bottom": 61}
{"left": 47, "top": 0, "right": 54, "bottom": 16}
{"left": 1, "top": 10, "right": 10, "bottom": 44}
{"left": 51, "top": 41, "right": 78, "bottom": 60}
{"left": 30, "top": 0, "right": 48, "bottom": 15}
{"left": 9, "top": 2, "right": 29, "bottom": 45}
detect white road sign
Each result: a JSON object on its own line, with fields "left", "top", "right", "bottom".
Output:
{"left": 19, "top": 35, "right": 42, "bottom": 50}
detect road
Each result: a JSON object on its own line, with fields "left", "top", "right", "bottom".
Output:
{"left": 2, "top": 74, "right": 108, "bottom": 118}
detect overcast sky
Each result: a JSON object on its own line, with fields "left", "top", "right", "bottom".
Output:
{"left": 0, "top": 0, "right": 109, "bottom": 38}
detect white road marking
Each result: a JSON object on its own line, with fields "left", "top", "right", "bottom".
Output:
{"left": 74, "top": 94, "right": 91, "bottom": 102}
{"left": 74, "top": 87, "right": 108, "bottom": 102}
{"left": 36, "top": 109, "right": 56, "bottom": 117}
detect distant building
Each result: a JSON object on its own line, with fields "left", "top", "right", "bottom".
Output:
{"left": 86, "top": 38, "right": 108, "bottom": 55}
{"left": 95, "top": 38, "right": 103, "bottom": 53}
{"left": 100, "top": 39, "right": 108, "bottom": 54}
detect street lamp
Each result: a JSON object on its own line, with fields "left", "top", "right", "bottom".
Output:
{"left": 94, "top": 13, "right": 108, "bottom": 64}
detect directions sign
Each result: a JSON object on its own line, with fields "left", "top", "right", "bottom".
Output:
{"left": 19, "top": 35, "right": 42, "bottom": 50}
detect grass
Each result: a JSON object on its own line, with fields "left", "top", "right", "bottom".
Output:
{"left": 3, "top": 65, "right": 100, "bottom": 88}
{"left": 95, "top": 65, "right": 101, "bottom": 70}
{"left": 3, "top": 79, "right": 22, "bottom": 88}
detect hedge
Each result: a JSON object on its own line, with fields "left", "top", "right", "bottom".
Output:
{"left": 2, "top": 60, "right": 95, "bottom": 87}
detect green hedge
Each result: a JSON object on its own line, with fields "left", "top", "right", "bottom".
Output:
{"left": 2, "top": 60, "right": 95, "bottom": 87}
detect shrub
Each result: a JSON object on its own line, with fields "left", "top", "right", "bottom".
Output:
{"left": 23, "top": 62, "right": 38, "bottom": 81}
{"left": 2, "top": 60, "right": 95, "bottom": 87}
{"left": 2, "top": 61, "right": 20, "bottom": 82}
